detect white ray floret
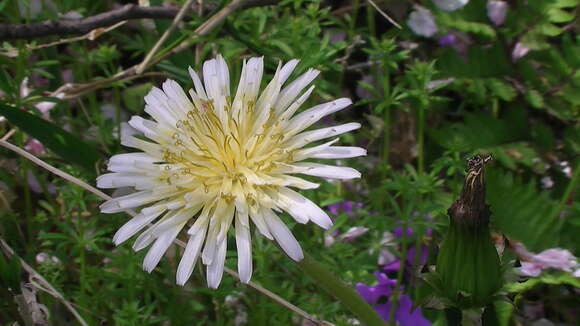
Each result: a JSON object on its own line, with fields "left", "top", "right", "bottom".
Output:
{"left": 97, "top": 54, "right": 365, "bottom": 288}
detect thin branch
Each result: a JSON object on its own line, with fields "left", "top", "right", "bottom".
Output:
{"left": 0, "top": 1, "right": 276, "bottom": 41}
{"left": 0, "top": 138, "right": 327, "bottom": 325}
{"left": 49, "top": 0, "right": 275, "bottom": 99}
{"left": 0, "top": 237, "right": 89, "bottom": 326}
{"left": 136, "top": 0, "right": 197, "bottom": 74}
{"left": 0, "top": 5, "right": 183, "bottom": 40}
{"left": 366, "top": 0, "right": 401, "bottom": 29}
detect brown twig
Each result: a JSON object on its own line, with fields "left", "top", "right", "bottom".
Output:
{"left": 0, "top": 1, "right": 277, "bottom": 41}
{"left": 136, "top": 0, "right": 197, "bottom": 74}
{"left": 0, "top": 5, "right": 183, "bottom": 40}
{"left": 48, "top": 0, "right": 276, "bottom": 99}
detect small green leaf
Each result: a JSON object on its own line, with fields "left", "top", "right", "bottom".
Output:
{"left": 0, "top": 102, "right": 101, "bottom": 171}
{"left": 525, "top": 89, "right": 544, "bottom": 108}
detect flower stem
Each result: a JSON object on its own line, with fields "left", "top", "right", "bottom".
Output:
{"left": 297, "top": 252, "right": 387, "bottom": 326}
{"left": 417, "top": 104, "right": 425, "bottom": 175}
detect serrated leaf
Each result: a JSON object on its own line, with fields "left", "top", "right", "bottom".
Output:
{"left": 504, "top": 272, "right": 580, "bottom": 294}
{"left": 547, "top": 8, "right": 575, "bottom": 23}
{"left": 539, "top": 23, "right": 563, "bottom": 37}
{"left": 487, "top": 169, "right": 561, "bottom": 251}
{"left": 525, "top": 89, "right": 544, "bottom": 108}
{"left": 487, "top": 79, "right": 516, "bottom": 101}
{"left": 0, "top": 103, "right": 101, "bottom": 171}
{"left": 554, "top": 0, "right": 579, "bottom": 8}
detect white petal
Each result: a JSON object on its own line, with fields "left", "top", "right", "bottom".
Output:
{"left": 249, "top": 206, "right": 273, "bottom": 240}
{"left": 275, "top": 68, "right": 319, "bottom": 114}
{"left": 309, "top": 146, "right": 367, "bottom": 159}
{"left": 285, "top": 98, "right": 352, "bottom": 135}
{"left": 144, "top": 88, "right": 179, "bottom": 126}
{"left": 235, "top": 212, "right": 252, "bottom": 283}
{"left": 278, "top": 187, "right": 332, "bottom": 229}
{"left": 100, "top": 191, "right": 162, "bottom": 214}
{"left": 143, "top": 221, "right": 186, "bottom": 273}
{"left": 201, "top": 201, "right": 231, "bottom": 265}
{"left": 279, "top": 59, "right": 299, "bottom": 85}
{"left": 284, "top": 122, "right": 361, "bottom": 149}
{"left": 292, "top": 162, "right": 361, "bottom": 180}
{"left": 113, "top": 205, "right": 166, "bottom": 245}
{"left": 149, "top": 206, "right": 199, "bottom": 238}
{"left": 176, "top": 230, "right": 207, "bottom": 286}
{"left": 188, "top": 66, "right": 207, "bottom": 99}
{"left": 206, "top": 237, "right": 227, "bottom": 289}
{"left": 262, "top": 208, "right": 303, "bottom": 261}
{"left": 201, "top": 222, "right": 218, "bottom": 265}
{"left": 278, "top": 85, "right": 315, "bottom": 121}
{"left": 162, "top": 79, "right": 192, "bottom": 115}
{"left": 232, "top": 57, "right": 264, "bottom": 119}
{"left": 133, "top": 210, "right": 179, "bottom": 251}
{"left": 96, "top": 173, "right": 155, "bottom": 190}
{"left": 292, "top": 138, "right": 340, "bottom": 161}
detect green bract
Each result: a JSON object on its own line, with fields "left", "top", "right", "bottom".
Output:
{"left": 435, "top": 155, "right": 503, "bottom": 309}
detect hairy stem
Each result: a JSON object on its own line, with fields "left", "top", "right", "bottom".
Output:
{"left": 297, "top": 253, "right": 387, "bottom": 326}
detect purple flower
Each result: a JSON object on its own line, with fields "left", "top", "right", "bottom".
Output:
{"left": 438, "top": 33, "right": 457, "bottom": 47}
{"left": 382, "top": 227, "right": 432, "bottom": 274}
{"left": 357, "top": 273, "right": 431, "bottom": 326}
{"left": 327, "top": 201, "right": 363, "bottom": 217}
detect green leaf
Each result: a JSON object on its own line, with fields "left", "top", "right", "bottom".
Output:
{"left": 525, "top": 89, "right": 545, "bottom": 108}
{"left": 482, "top": 300, "right": 514, "bottom": 326}
{"left": 487, "top": 168, "right": 561, "bottom": 251}
{"left": 487, "top": 79, "right": 517, "bottom": 101}
{"left": 0, "top": 103, "right": 101, "bottom": 171}
{"left": 504, "top": 272, "right": 580, "bottom": 294}
{"left": 547, "top": 8, "right": 575, "bottom": 23}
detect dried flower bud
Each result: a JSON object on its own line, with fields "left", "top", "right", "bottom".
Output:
{"left": 436, "top": 155, "right": 502, "bottom": 308}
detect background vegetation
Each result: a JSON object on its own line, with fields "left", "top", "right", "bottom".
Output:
{"left": 0, "top": 0, "right": 578, "bottom": 325}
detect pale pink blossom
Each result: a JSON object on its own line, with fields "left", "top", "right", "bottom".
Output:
{"left": 512, "top": 42, "right": 530, "bottom": 61}
{"left": 25, "top": 139, "right": 46, "bottom": 155}
{"left": 486, "top": 1, "right": 508, "bottom": 26}
{"left": 518, "top": 248, "right": 578, "bottom": 277}
{"left": 407, "top": 6, "right": 438, "bottom": 38}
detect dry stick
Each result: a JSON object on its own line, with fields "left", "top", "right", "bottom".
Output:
{"left": 0, "top": 138, "right": 326, "bottom": 325}
{"left": 0, "top": 237, "right": 89, "bottom": 326}
{"left": 136, "top": 0, "right": 197, "bottom": 74}
{"left": 0, "top": 5, "right": 184, "bottom": 40}
{"left": 49, "top": 0, "right": 256, "bottom": 99}
{"left": 31, "top": 21, "right": 127, "bottom": 51}
{"left": 366, "top": 0, "right": 401, "bottom": 29}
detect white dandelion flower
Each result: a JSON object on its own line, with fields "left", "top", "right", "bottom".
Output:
{"left": 97, "top": 55, "right": 365, "bottom": 288}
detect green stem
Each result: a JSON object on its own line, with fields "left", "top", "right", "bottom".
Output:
{"left": 389, "top": 209, "right": 410, "bottom": 325}
{"left": 297, "top": 252, "right": 387, "bottom": 326}
{"left": 552, "top": 161, "right": 579, "bottom": 220}
{"left": 417, "top": 105, "right": 425, "bottom": 175}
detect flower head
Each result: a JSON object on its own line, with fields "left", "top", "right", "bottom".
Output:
{"left": 486, "top": 1, "right": 508, "bottom": 26}
{"left": 517, "top": 248, "right": 578, "bottom": 277}
{"left": 407, "top": 6, "right": 438, "bottom": 38}
{"left": 97, "top": 55, "right": 365, "bottom": 288}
